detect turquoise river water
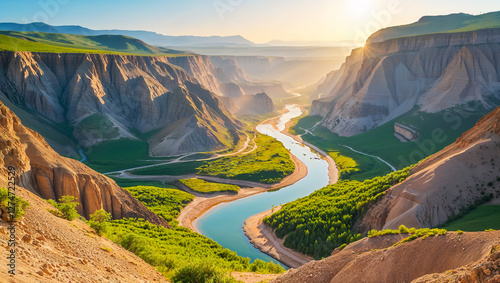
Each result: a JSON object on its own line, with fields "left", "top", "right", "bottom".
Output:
{"left": 193, "top": 105, "right": 331, "bottom": 268}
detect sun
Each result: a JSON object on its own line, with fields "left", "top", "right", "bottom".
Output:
{"left": 349, "top": 0, "right": 372, "bottom": 16}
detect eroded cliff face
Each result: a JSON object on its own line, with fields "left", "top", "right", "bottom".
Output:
{"left": 235, "top": 92, "right": 275, "bottom": 116}
{"left": 0, "top": 101, "right": 168, "bottom": 225}
{"left": 312, "top": 28, "right": 500, "bottom": 136}
{"left": 355, "top": 105, "right": 500, "bottom": 232}
{"left": 0, "top": 51, "right": 241, "bottom": 156}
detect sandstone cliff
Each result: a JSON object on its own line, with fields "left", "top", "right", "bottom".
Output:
{"left": 0, "top": 51, "right": 242, "bottom": 156}
{"left": 356, "top": 105, "right": 500, "bottom": 231}
{"left": 0, "top": 100, "right": 168, "bottom": 225}
{"left": 311, "top": 28, "right": 500, "bottom": 136}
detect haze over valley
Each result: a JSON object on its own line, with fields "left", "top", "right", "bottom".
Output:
{"left": 1, "top": 1, "right": 500, "bottom": 282}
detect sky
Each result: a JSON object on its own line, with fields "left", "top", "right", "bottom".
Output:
{"left": 0, "top": 0, "right": 498, "bottom": 44}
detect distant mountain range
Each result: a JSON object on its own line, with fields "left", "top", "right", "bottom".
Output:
{"left": 368, "top": 11, "right": 500, "bottom": 43}
{"left": 0, "top": 22, "right": 256, "bottom": 47}
{"left": 0, "top": 30, "right": 185, "bottom": 55}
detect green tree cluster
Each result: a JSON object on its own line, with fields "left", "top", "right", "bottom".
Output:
{"left": 88, "top": 209, "right": 112, "bottom": 236}
{"left": 263, "top": 168, "right": 411, "bottom": 259}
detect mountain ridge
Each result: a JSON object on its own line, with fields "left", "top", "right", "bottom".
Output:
{"left": 0, "top": 22, "right": 256, "bottom": 47}
{"left": 0, "top": 51, "right": 243, "bottom": 157}
{"left": 367, "top": 11, "right": 500, "bottom": 43}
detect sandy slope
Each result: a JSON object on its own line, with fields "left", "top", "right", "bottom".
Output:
{"left": 0, "top": 187, "right": 167, "bottom": 283}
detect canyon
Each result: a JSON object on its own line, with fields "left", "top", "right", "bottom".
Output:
{"left": 0, "top": 51, "right": 294, "bottom": 158}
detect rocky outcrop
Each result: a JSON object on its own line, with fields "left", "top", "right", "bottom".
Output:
{"left": 0, "top": 100, "right": 168, "bottom": 225}
{"left": 311, "top": 28, "right": 500, "bottom": 136}
{"left": 394, "top": 123, "right": 418, "bottom": 141}
{"left": 0, "top": 51, "right": 242, "bottom": 156}
{"left": 355, "top": 105, "right": 500, "bottom": 232}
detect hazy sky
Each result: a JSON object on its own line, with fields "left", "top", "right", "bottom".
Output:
{"left": 1, "top": 0, "right": 498, "bottom": 44}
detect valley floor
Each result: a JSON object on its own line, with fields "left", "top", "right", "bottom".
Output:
{"left": 177, "top": 152, "right": 308, "bottom": 232}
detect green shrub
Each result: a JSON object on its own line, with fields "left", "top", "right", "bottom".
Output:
{"left": 0, "top": 188, "right": 29, "bottom": 220}
{"left": 172, "top": 262, "right": 237, "bottom": 283}
{"left": 88, "top": 209, "right": 112, "bottom": 236}
{"left": 369, "top": 226, "right": 447, "bottom": 247}
{"left": 47, "top": 196, "right": 79, "bottom": 220}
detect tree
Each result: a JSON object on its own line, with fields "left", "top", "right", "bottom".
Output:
{"left": 88, "top": 209, "right": 111, "bottom": 236}
{"left": 47, "top": 195, "right": 79, "bottom": 221}
{"left": 0, "top": 188, "right": 29, "bottom": 220}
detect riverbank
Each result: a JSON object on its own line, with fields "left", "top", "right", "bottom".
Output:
{"left": 241, "top": 107, "right": 339, "bottom": 268}
{"left": 177, "top": 152, "right": 308, "bottom": 232}
{"left": 243, "top": 206, "right": 314, "bottom": 268}
{"left": 282, "top": 112, "right": 339, "bottom": 185}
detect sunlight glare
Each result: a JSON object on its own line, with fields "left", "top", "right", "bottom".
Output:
{"left": 349, "top": 0, "right": 372, "bottom": 16}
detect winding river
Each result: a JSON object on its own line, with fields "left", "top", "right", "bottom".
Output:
{"left": 193, "top": 105, "right": 331, "bottom": 267}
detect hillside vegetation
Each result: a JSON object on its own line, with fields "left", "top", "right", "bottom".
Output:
{"left": 124, "top": 186, "right": 194, "bottom": 224}
{"left": 441, "top": 205, "right": 500, "bottom": 232}
{"left": 108, "top": 219, "right": 284, "bottom": 280}
{"left": 109, "top": 185, "right": 284, "bottom": 280}
{"left": 263, "top": 168, "right": 411, "bottom": 259}
{"left": 0, "top": 30, "right": 186, "bottom": 56}
{"left": 368, "top": 11, "right": 500, "bottom": 43}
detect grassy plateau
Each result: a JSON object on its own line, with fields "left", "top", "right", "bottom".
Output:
{"left": 179, "top": 179, "right": 240, "bottom": 194}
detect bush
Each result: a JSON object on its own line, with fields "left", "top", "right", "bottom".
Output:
{"left": 47, "top": 196, "right": 79, "bottom": 221}
{"left": 172, "top": 262, "right": 236, "bottom": 283}
{"left": 0, "top": 188, "right": 29, "bottom": 220}
{"left": 88, "top": 209, "right": 112, "bottom": 236}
